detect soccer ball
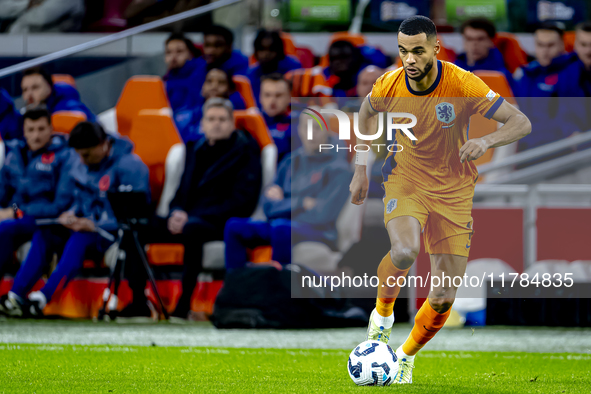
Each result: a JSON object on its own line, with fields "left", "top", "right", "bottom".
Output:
{"left": 347, "top": 340, "right": 399, "bottom": 386}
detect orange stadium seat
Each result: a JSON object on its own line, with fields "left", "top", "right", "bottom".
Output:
{"left": 51, "top": 111, "right": 87, "bottom": 134}
{"left": 469, "top": 70, "right": 516, "bottom": 171}
{"left": 232, "top": 75, "right": 257, "bottom": 109}
{"left": 128, "top": 109, "right": 181, "bottom": 203}
{"left": 295, "top": 47, "right": 315, "bottom": 68}
{"left": 493, "top": 32, "right": 529, "bottom": 74}
{"left": 280, "top": 32, "right": 297, "bottom": 56}
{"left": 564, "top": 31, "right": 575, "bottom": 52}
{"left": 52, "top": 74, "right": 76, "bottom": 87}
{"left": 115, "top": 76, "right": 170, "bottom": 136}
{"left": 234, "top": 109, "right": 274, "bottom": 149}
{"left": 285, "top": 67, "right": 332, "bottom": 98}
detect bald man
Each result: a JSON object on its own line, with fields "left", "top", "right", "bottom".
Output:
{"left": 356, "top": 65, "right": 384, "bottom": 97}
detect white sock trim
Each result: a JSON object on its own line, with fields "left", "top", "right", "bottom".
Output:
{"left": 372, "top": 308, "right": 394, "bottom": 329}
{"left": 396, "top": 345, "right": 415, "bottom": 361}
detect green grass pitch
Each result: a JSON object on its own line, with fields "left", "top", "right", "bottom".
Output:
{"left": 1, "top": 344, "right": 590, "bottom": 393}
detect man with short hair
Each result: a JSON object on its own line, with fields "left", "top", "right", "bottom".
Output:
{"left": 0, "top": 121, "right": 149, "bottom": 318}
{"left": 352, "top": 15, "right": 530, "bottom": 382}
{"left": 555, "top": 22, "right": 591, "bottom": 97}
{"left": 513, "top": 23, "right": 575, "bottom": 98}
{"left": 455, "top": 18, "right": 513, "bottom": 86}
{"left": 0, "top": 106, "right": 74, "bottom": 279}
{"left": 198, "top": 25, "right": 248, "bottom": 77}
{"left": 259, "top": 74, "right": 296, "bottom": 163}
{"left": 21, "top": 66, "right": 95, "bottom": 121}
{"left": 161, "top": 98, "right": 262, "bottom": 321}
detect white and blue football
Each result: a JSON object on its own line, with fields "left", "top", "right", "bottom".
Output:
{"left": 347, "top": 340, "right": 399, "bottom": 386}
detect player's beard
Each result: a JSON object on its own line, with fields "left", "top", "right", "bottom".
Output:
{"left": 405, "top": 58, "right": 434, "bottom": 82}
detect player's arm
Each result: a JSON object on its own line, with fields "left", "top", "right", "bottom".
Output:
{"left": 459, "top": 100, "right": 531, "bottom": 163}
{"left": 349, "top": 95, "right": 378, "bottom": 205}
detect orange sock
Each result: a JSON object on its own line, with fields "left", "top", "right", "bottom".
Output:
{"left": 401, "top": 299, "right": 451, "bottom": 356}
{"left": 375, "top": 252, "right": 410, "bottom": 317}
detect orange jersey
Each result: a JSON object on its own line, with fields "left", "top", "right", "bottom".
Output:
{"left": 368, "top": 60, "right": 504, "bottom": 195}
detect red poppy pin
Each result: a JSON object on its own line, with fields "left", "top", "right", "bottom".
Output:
{"left": 41, "top": 152, "right": 55, "bottom": 165}
{"left": 99, "top": 175, "right": 111, "bottom": 192}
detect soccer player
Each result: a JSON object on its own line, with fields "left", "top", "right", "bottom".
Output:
{"left": 349, "top": 16, "right": 531, "bottom": 383}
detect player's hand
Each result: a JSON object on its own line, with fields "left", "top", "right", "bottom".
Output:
{"left": 350, "top": 165, "right": 369, "bottom": 205}
{"left": 58, "top": 211, "right": 77, "bottom": 228}
{"left": 459, "top": 138, "right": 489, "bottom": 163}
{"left": 0, "top": 208, "right": 14, "bottom": 222}
{"left": 265, "top": 185, "right": 284, "bottom": 201}
{"left": 303, "top": 197, "right": 317, "bottom": 211}
{"left": 168, "top": 210, "right": 188, "bottom": 235}
{"left": 70, "top": 218, "right": 96, "bottom": 233}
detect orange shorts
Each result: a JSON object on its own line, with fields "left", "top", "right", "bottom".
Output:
{"left": 382, "top": 179, "right": 475, "bottom": 257}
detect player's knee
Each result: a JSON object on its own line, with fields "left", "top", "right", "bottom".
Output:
{"left": 428, "top": 296, "right": 455, "bottom": 313}
{"left": 389, "top": 245, "right": 419, "bottom": 269}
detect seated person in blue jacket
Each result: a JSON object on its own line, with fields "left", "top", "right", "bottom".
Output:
{"left": 259, "top": 74, "right": 299, "bottom": 163}
{"left": 182, "top": 68, "right": 246, "bottom": 143}
{"left": 224, "top": 109, "right": 351, "bottom": 271}
{"left": 20, "top": 66, "right": 95, "bottom": 121}
{"left": 163, "top": 98, "right": 262, "bottom": 320}
{"left": 555, "top": 22, "right": 591, "bottom": 97}
{"left": 0, "top": 87, "right": 23, "bottom": 140}
{"left": 197, "top": 25, "right": 249, "bottom": 78}
{"left": 163, "top": 32, "right": 203, "bottom": 130}
{"left": 455, "top": 18, "right": 514, "bottom": 89}
{"left": 0, "top": 121, "right": 149, "bottom": 317}
{"left": 247, "top": 29, "right": 301, "bottom": 107}
{"left": 513, "top": 23, "right": 580, "bottom": 153}
{"left": 0, "top": 106, "right": 74, "bottom": 279}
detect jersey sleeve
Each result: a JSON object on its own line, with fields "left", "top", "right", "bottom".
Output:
{"left": 367, "top": 71, "right": 393, "bottom": 113}
{"left": 462, "top": 72, "right": 505, "bottom": 119}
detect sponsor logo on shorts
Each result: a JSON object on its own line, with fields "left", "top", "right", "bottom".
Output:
{"left": 386, "top": 198, "right": 397, "bottom": 214}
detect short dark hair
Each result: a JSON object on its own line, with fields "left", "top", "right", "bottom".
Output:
{"left": 68, "top": 121, "right": 107, "bottom": 149}
{"left": 329, "top": 40, "right": 358, "bottom": 56}
{"left": 576, "top": 21, "right": 591, "bottom": 33}
{"left": 165, "top": 33, "right": 201, "bottom": 58}
{"left": 253, "top": 29, "right": 285, "bottom": 59}
{"left": 399, "top": 15, "right": 437, "bottom": 40}
{"left": 22, "top": 66, "right": 53, "bottom": 89}
{"left": 260, "top": 73, "right": 292, "bottom": 91}
{"left": 535, "top": 22, "right": 565, "bottom": 38}
{"left": 461, "top": 18, "right": 497, "bottom": 39}
{"left": 23, "top": 105, "right": 51, "bottom": 123}
{"left": 203, "top": 25, "right": 234, "bottom": 47}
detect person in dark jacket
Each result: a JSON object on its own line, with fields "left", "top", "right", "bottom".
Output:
{"left": 0, "top": 88, "right": 22, "bottom": 140}
{"left": 0, "top": 106, "right": 75, "bottom": 277}
{"left": 0, "top": 122, "right": 149, "bottom": 317}
{"left": 455, "top": 18, "right": 514, "bottom": 89}
{"left": 21, "top": 66, "right": 95, "bottom": 121}
{"left": 224, "top": 110, "right": 351, "bottom": 271}
{"left": 247, "top": 29, "right": 301, "bottom": 107}
{"left": 166, "top": 97, "right": 262, "bottom": 320}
